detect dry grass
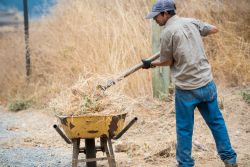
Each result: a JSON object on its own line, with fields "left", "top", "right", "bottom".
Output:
{"left": 0, "top": 0, "right": 249, "bottom": 106}
{"left": 49, "top": 74, "right": 137, "bottom": 116}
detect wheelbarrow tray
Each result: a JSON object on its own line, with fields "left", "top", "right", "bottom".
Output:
{"left": 57, "top": 113, "right": 127, "bottom": 139}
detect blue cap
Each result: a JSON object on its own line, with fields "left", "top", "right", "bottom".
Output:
{"left": 145, "top": 0, "right": 176, "bottom": 19}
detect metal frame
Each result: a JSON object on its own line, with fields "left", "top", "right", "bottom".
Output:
{"left": 54, "top": 117, "right": 137, "bottom": 167}
{"left": 72, "top": 137, "right": 116, "bottom": 167}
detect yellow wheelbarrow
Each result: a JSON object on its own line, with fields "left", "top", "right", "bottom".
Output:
{"left": 53, "top": 113, "right": 137, "bottom": 167}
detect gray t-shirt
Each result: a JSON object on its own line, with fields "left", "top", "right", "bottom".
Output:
{"left": 160, "top": 15, "right": 214, "bottom": 90}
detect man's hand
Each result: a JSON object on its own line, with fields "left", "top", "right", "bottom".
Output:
{"left": 142, "top": 59, "right": 155, "bottom": 69}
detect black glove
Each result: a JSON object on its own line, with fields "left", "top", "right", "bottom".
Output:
{"left": 142, "top": 59, "right": 154, "bottom": 69}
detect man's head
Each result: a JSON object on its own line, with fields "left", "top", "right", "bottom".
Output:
{"left": 145, "top": 0, "right": 176, "bottom": 26}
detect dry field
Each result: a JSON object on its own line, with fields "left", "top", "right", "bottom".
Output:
{"left": 0, "top": 0, "right": 250, "bottom": 166}
{"left": 0, "top": 0, "right": 249, "bottom": 105}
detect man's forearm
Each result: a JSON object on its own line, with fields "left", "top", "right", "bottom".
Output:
{"left": 208, "top": 26, "right": 219, "bottom": 35}
{"left": 151, "top": 60, "right": 173, "bottom": 67}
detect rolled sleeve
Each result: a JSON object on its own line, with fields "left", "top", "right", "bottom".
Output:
{"left": 191, "top": 19, "right": 215, "bottom": 36}
{"left": 160, "top": 31, "right": 173, "bottom": 62}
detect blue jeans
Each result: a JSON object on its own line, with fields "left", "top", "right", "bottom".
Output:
{"left": 175, "top": 81, "right": 237, "bottom": 167}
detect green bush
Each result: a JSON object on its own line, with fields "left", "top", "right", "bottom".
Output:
{"left": 240, "top": 90, "right": 250, "bottom": 104}
{"left": 8, "top": 99, "right": 31, "bottom": 112}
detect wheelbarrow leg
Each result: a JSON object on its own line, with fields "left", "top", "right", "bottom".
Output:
{"left": 108, "top": 139, "right": 116, "bottom": 167}
{"left": 103, "top": 139, "right": 112, "bottom": 167}
{"left": 72, "top": 139, "right": 80, "bottom": 167}
{"left": 103, "top": 138, "right": 116, "bottom": 167}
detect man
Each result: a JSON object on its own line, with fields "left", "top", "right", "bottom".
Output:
{"left": 142, "top": 0, "right": 237, "bottom": 167}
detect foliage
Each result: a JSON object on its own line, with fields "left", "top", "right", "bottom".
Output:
{"left": 80, "top": 95, "right": 102, "bottom": 113}
{"left": 240, "top": 90, "right": 250, "bottom": 104}
{"left": 7, "top": 99, "right": 31, "bottom": 112}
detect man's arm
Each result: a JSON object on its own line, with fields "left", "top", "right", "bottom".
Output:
{"left": 191, "top": 19, "right": 219, "bottom": 36}
{"left": 207, "top": 26, "right": 219, "bottom": 35}
{"left": 151, "top": 59, "right": 173, "bottom": 67}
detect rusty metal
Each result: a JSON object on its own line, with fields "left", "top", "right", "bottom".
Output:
{"left": 113, "top": 117, "right": 138, "bottom": 140}
{"left": 55, "top": 115, "right": 137, "bottom": 167}
{"left": 57, "top": 113, "right": 127, "bottom": 139}
{"left": 108, "top": 114, "right": 127, "bottom": 138}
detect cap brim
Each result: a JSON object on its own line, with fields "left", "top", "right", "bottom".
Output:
{"left": 145, "top": 12, "right": 160, "bottom": 19}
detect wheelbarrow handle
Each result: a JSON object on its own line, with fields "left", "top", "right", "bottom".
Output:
{"left": 53, "top": 124, "right": 72, "bottom": 144}
{"left": 112, "top": 117, "right": 138, "bottom": 140}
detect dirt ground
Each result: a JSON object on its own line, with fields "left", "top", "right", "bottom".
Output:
{"left": 0, "top": 88, "right": 249, "bottom": 167}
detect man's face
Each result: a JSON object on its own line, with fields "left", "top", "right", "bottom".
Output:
{"left": 153, "top": 13, "right": 168, "bottom": 26}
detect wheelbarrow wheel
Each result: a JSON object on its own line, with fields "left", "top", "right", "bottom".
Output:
{"left": 85, "top": 139, "right": 97, "bottom": 167}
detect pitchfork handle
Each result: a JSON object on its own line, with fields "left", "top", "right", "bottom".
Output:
{"left": 98, "top": 52, "right": 160, "bottom": 91}
{"left": 116, "top": 52, "right": 160, "bottom": 82}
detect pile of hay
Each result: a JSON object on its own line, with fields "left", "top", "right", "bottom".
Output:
{"left": 49, "top": 75, "right": 135, "bottom": 116}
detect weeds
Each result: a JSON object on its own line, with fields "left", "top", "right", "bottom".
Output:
{"left": 7, "top": 99, "right": 31, "bottom": 112}
{"left": 80, "top": 95, "right": 102, "bottom": 113}
{"left": 240, "top": 90, "right": 250, "bottom": 104}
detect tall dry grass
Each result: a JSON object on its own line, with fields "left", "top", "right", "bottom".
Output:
{"left": 180, "top": 0, "right": 250, "bottom": 86}
{"left": 0, "top": 0, "right": 249, "bottom": 106}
